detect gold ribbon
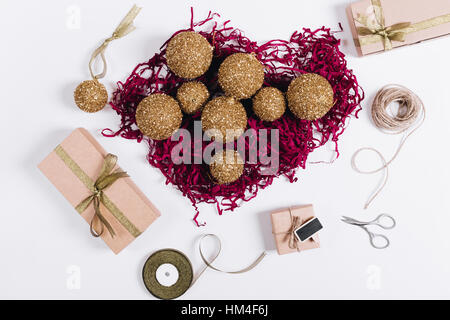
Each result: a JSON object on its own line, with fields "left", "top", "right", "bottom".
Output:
{"left": 89, "top": 5, "right": 141, "bottom": 80}
{"left": 194, "top": 234, "right": 267, "bottom": 285}
{"left": 355, "top": 0, "right": 450, "bottom": 51}
{"left": 55, "top": 145, "right": 142, "bottom": 238}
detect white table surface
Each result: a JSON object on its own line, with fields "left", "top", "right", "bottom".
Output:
{"left": 1, "top": 0, "right": 449, "bottom": 300}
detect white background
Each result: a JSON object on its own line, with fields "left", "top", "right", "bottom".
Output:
{"left": 1, "top": 0, "right": 449, "bottom": 300}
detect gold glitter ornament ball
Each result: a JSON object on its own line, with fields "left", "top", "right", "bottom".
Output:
{"left": 210, "top": 150, "right": 244, "bottom": 185}
{"left": 176, "top": 81, "right": 210, "bottom": 114}
{"left": 74, "top": 80, "right": 108, "bottom": 113}
{"left": 135, "top": 93, "right": 183, "bottom": 140}
{"left": 166, "top": 31, "right": 213, "bottom": 79}
{"left": 218, "top": 53, "right": 265, "bottom": 99}
{"left": 252, "top": 87, "right": 286, "bottom": 121}
{"left": 287, "top": 73, "right": 334, "bottom": 120}
{"left": 201, "top": 96, "right": 248, "bottom": 142}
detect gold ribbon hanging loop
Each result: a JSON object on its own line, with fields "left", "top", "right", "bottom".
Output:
{"left": 88, "top": 5, "right": 142, "bottom": 80}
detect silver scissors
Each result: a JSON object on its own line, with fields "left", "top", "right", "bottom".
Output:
{"left": 341, "top": 214, "right": 396, "bottom": 249}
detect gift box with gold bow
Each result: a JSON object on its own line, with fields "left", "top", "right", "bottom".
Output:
{"left": 38, "top": 128, "right": 160, "bottom": 254}
{"left": 346, "top": 0, "right": 450, "bottom": 56}
{"left": 271, "top": 205, "right": 320, "bottom": 255}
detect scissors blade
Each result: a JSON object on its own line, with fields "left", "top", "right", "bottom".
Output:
{"left": 341, "top": 216, "right": 361, "bottom": 225}
{"left": 344, "top": 217, "right": 370, "bottom": 226}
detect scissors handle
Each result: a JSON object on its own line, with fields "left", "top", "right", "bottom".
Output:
{"left": 366, "top": 229, "right": 390, "bottom": 249}
{"left": 372, "top": 214, "right": 396, "bottom": 230}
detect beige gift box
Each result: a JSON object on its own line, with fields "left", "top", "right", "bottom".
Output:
{"left": 38, "top": 128, "right": 160, "bottom": 254}
{"left": 271, "top": 205, "right": 320, "bottom": 255}
{"left": 347, "top": 0, "right": 450, "bottom": 56}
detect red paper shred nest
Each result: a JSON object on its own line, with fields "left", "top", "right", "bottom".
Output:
{"left": 102, "top": 9, "right": 364, "bottom": 226}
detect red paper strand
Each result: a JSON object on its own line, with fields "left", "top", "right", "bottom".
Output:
{"left": 102, "top": 10, "right": 364, "bottom": 226}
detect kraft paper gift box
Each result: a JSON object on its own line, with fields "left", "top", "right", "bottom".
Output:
{"left": 346, "top": 0, "right": 450, "bottom": 56}
{"left": 38, "top": 128, "right": 161, "bottom": 254}
{"left": 271, "top": 205, "right": 320, "bottom": 255}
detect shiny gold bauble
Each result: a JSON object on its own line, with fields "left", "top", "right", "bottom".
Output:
{"left": 252, "top": 87, "right": 286, "bottom": 121}
{"left": 218, "top": 53, "right": 265, "bottom": 99}
{"left": 176, "top": 81, "right": 209, "bottom": 114}
{"left": 166, "top": 31, "right": 213, "bottom": 79}
{"left": 135, "top": 93, "right": 183, "bottom": 140}
{"left": 286, "top": 73, "right": 334, "bottom": 120}
{"left": 201, "top": 96, "right": 247, "bottom": 142}
{"left": 74, "top": 80, "right": 108, "bottom": 113}
{"left": 210, "top": 150, "right": 244, "bottom": 184}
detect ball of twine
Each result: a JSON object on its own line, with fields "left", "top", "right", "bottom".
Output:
{"left": 352, "top": 84, "right": 425, "bottom": 209}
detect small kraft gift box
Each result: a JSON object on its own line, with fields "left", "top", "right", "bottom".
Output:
{"left": 271, "top": 205, "right": 320, "bottom": 255}
{"left": 346, "top": 0, "right": 450, "bottom": 56}
{"left": 38, "top": 128, "right": 160, "bottom": 254}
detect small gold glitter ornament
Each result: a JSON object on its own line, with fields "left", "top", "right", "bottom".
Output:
{"left": 201, "top": 96, "right": 248, "bottom": 142}
{"left": 176, "top": 81, "right": 210, "bottom": 114}
{"left": 166, "top": 31, "right": 213, "bottom": 79}
{"left": 74, "top": 5, "right": 142, "bottom": 113}
{"left": 210, "top": 150, "right": 244, "bottom": 184}
{"left": 135, "top": 93, "right": 183, "bottom": 140}
{"left": 74, "top": 80, "right": 108, "bottom": 113}
{"left": 218, "top": 53, "right": 265, "bottom": 99}
{"left": 252, "top": 87, "right": 286, "bottom": 121}
{"left": 287, "top": 73, "right": 334, "bottom": 120}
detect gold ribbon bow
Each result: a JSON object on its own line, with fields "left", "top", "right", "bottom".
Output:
{"left": 75, "top": 153, "right": 129, "bottom": 238}
{"left": 54, "top": 145, "right": 142, "bottom": 239}
{"left": 355, "top": 0, "right": 410, "bottom": 51}
{"left": 89, "top": 5, "right": 141, "bottom": 80}
{"left": 355, "top": 0, "right": 450, "bottom": 51}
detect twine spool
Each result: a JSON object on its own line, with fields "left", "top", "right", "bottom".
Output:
{"left": 351, "top": 84, "right": 425, "bottom": 209}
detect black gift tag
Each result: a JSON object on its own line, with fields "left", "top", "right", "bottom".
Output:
{"left": 295, "top": 218, "right": 323, "bottom": 242}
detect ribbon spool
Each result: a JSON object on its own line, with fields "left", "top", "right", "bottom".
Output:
{"left": 142, "top": 234, "right": 267, "bottom": 300}
{"left": 142, "top": 249, "right": 193, "bottom": 300}
{"left": 74, "top": 5, "right": 141, "bottom": 113}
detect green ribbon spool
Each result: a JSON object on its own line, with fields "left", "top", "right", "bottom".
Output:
{"left": 142, "top": 249, "right": 193, "bottom": 300}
